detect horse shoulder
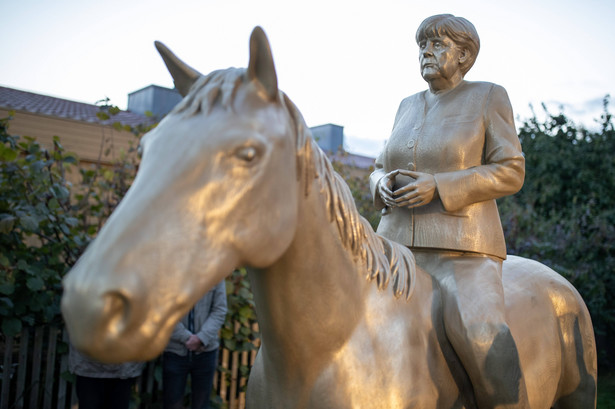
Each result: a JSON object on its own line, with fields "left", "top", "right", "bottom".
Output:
{"left": 306, "top": 270, "right": 461, "bottom": 408}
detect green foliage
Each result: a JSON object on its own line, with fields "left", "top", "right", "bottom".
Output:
{"left": 498, "top": 98, "right": 615, "bottom": 367}
{"left": 598, "top": 371, "right": 615, "bottom": 408}
{"left": 0, "top": 115, "right": 88, "bottom": 335}
{"left": 0, "top": 107, "right": 148, "bottom": 336}
{"left": 222, "top": 268, "right": 258, "bottom": 352}
{"left": 217, "top": 267, "right": 259, "bottom": 394}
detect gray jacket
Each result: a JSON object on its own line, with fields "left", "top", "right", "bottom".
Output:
{"left": 164, "top": 281, "right": 227, "bottom": 356}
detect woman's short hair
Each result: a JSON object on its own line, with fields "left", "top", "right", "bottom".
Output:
{"left": 416, "top": 14, "right": 480, "bottom": 76}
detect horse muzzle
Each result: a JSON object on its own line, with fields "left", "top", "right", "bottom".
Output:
{"left": 61, "top": 269, "right": 167, "bottom": 363}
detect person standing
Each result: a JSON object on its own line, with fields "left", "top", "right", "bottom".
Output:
{"left": 69, "top": 344, "right": 143, "bottom": 409}
{"left": 163, "top": 281, "right": 227, "bottom": 409}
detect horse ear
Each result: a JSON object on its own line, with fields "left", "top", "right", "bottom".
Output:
{"left": 154, "top": 41, "right": 202, "bottom": 97}
{"left": 248, "top": 27, "right": 279, "bottom": 101}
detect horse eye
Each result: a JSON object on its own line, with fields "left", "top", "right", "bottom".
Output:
{"left": 236, "top": 146, "right": 258, "bottom": 162}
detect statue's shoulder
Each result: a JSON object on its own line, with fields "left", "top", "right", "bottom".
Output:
{"left": 398, "top": 91, "right": 425, "bottom": 108}
{"left": 462, "top": 80, "right": 496, "bottom": 92}
{"left": 462, "top": 81, "right": 509, "bottom": 97}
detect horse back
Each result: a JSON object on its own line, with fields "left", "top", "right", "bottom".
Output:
{"left": 502, "top": 255, "right": 597, "bottom": 408}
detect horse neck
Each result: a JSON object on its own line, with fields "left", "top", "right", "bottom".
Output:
{"left": 249, "top": 180, "right": 367, "bottom": 377}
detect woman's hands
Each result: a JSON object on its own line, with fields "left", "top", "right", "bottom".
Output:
{"left": 378, "top": 169, "right": 437, "bottom": 209}
{"left": 377, "top": 170, "right": 398, "bottom": 207}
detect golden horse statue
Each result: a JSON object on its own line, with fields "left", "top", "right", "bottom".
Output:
{"left": 62, "top": 27, "right": 596, "bottom": 408}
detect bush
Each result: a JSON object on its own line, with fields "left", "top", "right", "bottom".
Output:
{"left": 0, "top": 114, "right": 84, "bottom": 335}
{"left": 0, "top": 109, "right": 144, "bottom": 336}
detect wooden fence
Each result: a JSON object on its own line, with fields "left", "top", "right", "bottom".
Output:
{"left": 0, "top": 325, "right": 259, "bottom": 409}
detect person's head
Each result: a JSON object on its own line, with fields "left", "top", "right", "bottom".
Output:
{"left": 415, "top": 14, "right": 480, "bottom": 76}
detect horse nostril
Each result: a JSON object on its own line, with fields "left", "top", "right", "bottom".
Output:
{"left": 103, "top": 291, "right": 131, "bottom": 337}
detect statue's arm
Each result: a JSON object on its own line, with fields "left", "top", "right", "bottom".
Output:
{"left": 370, "top": 153, "right": 387, "bottom": 210}
{"left": 434, "top": 84, "right": 525, "bottom": 212}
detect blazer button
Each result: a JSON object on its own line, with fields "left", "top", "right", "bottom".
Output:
{"left": 407, "top": 139, "right": 415, "bottom": 149}
{"left": 407, "top": 162, "right": 416, "bottom": 170}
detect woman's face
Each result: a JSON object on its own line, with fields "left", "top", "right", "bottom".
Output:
{"left": 418, "top": 35, "right": 465, "bottom": 84}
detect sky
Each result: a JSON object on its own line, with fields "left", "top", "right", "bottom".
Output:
{"left": 2, "top": 0, "right": 614, "bottom": 157}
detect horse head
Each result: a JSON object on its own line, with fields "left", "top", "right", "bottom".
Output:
{"left": 62, "top": 27, "right": 303, "bottom": 362}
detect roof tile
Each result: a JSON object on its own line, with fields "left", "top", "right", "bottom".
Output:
{"left": 0, "top": 86, "right": 154, "bottom": 127}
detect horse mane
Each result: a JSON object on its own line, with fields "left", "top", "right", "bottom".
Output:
{"left": 173, "top": 67, "right": 416, "bottom": 300}
{"left": 281, "top": 94, "right": 417, "bottom": 301}
{"left": 171, "top": 68, "right": 246, "bottom": 117}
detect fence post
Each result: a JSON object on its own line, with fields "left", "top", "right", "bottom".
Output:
{"left": 28, "top": 326, "right": 44, "bottom": 408}
{"left": 43, "top": 326, "right": 59, "bottom": 409}
{"left": 15, "top": 328, "right": 29, "bottom": 409}
{"left": 1, "top": 334, "right": 14, "bottom": 409}
{"left": 57, "top": 329, "right": 70, "bottom": 409}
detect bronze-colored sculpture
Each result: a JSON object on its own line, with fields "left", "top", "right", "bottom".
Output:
{"left": 370, "top": 14, "right": 528, "bottom": 408}
{"left": 61, "top": 26, "right": 597, "bottom": 408}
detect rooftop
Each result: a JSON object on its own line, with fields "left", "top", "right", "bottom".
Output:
{"left": 0, "top": 85, "right": 375, "bottom": 168}
{"left": 0, "top": 86, "right": 153, "bottom": 127}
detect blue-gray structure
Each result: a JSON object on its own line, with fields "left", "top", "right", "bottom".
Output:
{"left": 128, "top": 84, "right": 347, "bottom": 156}
{"left": 125, "top": 86, "right": 374, "bottom": 167}
{"left": 306, "top": 123, "right": 375, "bottom": 170}
{"left": 127, "top": 85, "right": 183, "bottom": 121}
{"left": 310, "top": 123, "right": 344, "bottom": 153}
